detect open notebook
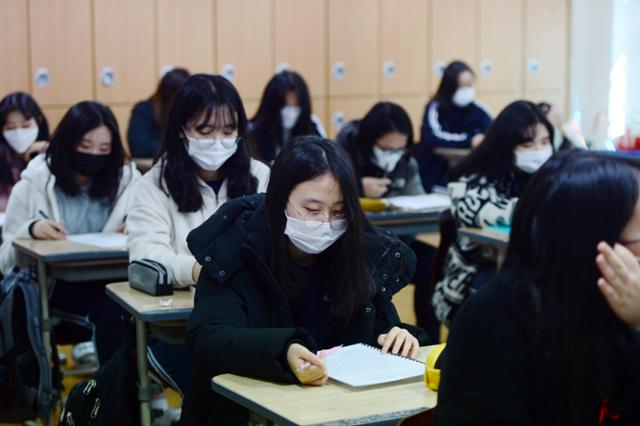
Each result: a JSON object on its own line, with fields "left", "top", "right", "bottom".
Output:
{"left": 324, "top": 343, "right": 424, "bottom": 388}
{"left": 67, "top": 232, "right": 127, "bottom": 249}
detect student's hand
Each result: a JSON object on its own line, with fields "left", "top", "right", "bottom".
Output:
{"left": 362, "top": 177, "right": 391, "bottom": 199}
{"left": 32, "top": 219, "right": 67, "bottom": 240}
{"left": 287, "top": 343, "right": 328, "bottom": 385}
{"left": 596, "top": 242, "right": 640, "bottom": 328}
{"left": 192, "top": 262, "right": 203, "bottom": 283}
{"left": 471, "top": 133, "right": 485, "bottom": 148}
{"left": 116, "top": 224, "right": 128, "bottom": 234}
{"left": 377, "top": 326, "right": 420, "bottom": 359}
{"left": 22, "top": 140, "right": 49, "bottom": 161}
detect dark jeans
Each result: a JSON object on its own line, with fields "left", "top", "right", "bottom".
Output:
{"left": 148, "top": 338, "right": 193, "bottom": 398}
{"left": 49, "top": 280, "right": 129, "bottom": 365}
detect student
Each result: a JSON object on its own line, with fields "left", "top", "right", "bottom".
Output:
{"left": 0, "top": 101, "right": 140, "bottom": 363}
{"left": 337, "top": 101, "right": 424, "bottom": 198}
{"left": 248, "top": 70, "right": 326, "bottom": 164}
{"left": 432, "top": 100, "right": 554, "bottom": 326}
{"left": 127, "top": 68, "right": 190, "bottom": 158}
{"left": 126, "top": 74, "right": 270, "bottom": 400}
{"left": 436, "top": 150, "right": 640, "bottom": 426}
{"left": 182, "top": 136, "right": 429, "bottom": 425}
{"left": 0, "top": 92, "right": 50, "bottom": 211}
{"left": 337, "top": 101, "right": 438, "bottom": 335}
{"left": 420, "top": 61, "right": 492, "bottom": 150}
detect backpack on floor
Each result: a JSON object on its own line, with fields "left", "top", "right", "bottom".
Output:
{"left": 59, "top": 348, "right": 141, "bottom": 426}
{"left": 0, "top": 267, "right": 61, "bottom": 422}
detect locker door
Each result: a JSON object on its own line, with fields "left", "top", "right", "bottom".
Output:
{"left": 0, "top": 0, "right": 29, "bottom": 94}
{"left": 327, "top": 96, "right": 379, "bottom": 139}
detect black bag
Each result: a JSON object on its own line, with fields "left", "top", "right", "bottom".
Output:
{"left": 59, "top": 348, "right": 140, "bottom": 426}
{"left": 0, "top": 268, "right": 61, "bottom": 422}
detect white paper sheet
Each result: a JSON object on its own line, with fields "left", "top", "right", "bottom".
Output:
{"left": 67, "top": 232, "right": 127, "bottom": 248}
{"left": 385, "top": 194, "right": 451, "bottom": 212}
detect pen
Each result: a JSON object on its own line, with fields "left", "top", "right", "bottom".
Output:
{"left": 296, "top": 345, "right": 343, "bottom": 373}
{"left": 38, "top": 210, "right": 49, "bottom": 219}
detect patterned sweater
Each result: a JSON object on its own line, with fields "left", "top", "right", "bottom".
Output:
{"left": 432, "top": 172, "right": 527, "bottom": 325}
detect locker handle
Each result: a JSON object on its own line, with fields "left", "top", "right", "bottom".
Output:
{"left": 332, "top": 62, "right": 346, "bottom": 80}
{"left": 34, "top": 68, "right": 50, "bottom": 88}
{"left": 100, "top": 67, "right": 115, "bottom": 87}
{"left": 480, "top": 59, "right": 493, "bottom": 77}
{"left": 383, "top": 60, "right": 396, "bottom": 79}
{"left": 332, "top": 111, "right": 346, "bottom": 130}
{"left": 221, "top": 64, "right": 236, "bottom": 82}
{"left": 527, "top": 58, "right": 540, "bottom": 77}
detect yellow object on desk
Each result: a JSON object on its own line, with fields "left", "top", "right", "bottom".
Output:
{"left": 359, "top": 197, "right": 387, "bottom": 212}
{"left": 424, "top": 343, "right": 446, "bottom": 391}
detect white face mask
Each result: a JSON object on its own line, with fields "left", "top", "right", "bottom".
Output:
{"left": 284, "top": 212, "right": 347, "bottom": 254}
{"left": 452, "top": 87, "right": 476, "bottom": 107}
{"left": 3, "top": 126, "right": 39, "bottom": 154}
{"left": 373, "top": 146, "right": 404, "bottom": 173}
{"left": 514, "top": 145, "right": 553, "bottom": 174}
{"left": 281, "top": 106, "right": 301, "bottom": 130}
{"left": 185, "top": 133, "right": 238, "bottom": 171}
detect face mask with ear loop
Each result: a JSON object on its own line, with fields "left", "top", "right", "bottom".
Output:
{"left": 514, "top": 145, "right": 553, "bottom": 174}
{"left": 184, "top": 131, "right": 238, "bottom": 171}
{"left": 284, "top": 212, "right": 348, "bottom": 254}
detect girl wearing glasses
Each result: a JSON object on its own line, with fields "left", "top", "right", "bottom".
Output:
{"left": 126, "top": 74, "right": 270, "bottom": 416}
{"left": 182, "top": 136, "right": 429, "bottom": 425}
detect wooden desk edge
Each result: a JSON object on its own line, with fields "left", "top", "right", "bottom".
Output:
{"left": 13, "top": 239, "right": 128, "bottom": 263}
{"left": 106, "top": 283, "right": 193, "bottom": 322}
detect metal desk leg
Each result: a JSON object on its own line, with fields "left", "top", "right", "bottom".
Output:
{"left": 136, "top": 318, "right": 153, "bottom": 426}
{"left": 37, "top": 259, "right": 54, "bottom": 426}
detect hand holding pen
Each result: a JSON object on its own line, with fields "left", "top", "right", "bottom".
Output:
{"left": 31, "top": 210, "right": 68, "bottom": 240}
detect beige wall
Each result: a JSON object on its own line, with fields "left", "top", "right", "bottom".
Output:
{"left": 0, "top": 0, "right": 571, "bottom": 149}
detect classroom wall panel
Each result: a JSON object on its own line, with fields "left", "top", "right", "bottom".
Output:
{"left": 524, "top": 0, "right": 568, "bottom": 91}
{"left": 327, "top": 96, "right": 379, "bottom": 139}
{"left": 29, "top": 0, "right": 93, "bottom": 106}
{"left": 328, "top": 0, "right": 379, "bottom": 96}
{"left": 274, "top": 0, "right": 327, "bottom": 97}
{"left": 94, "top": 0, "right": 156, "bottom": 104}
{"left": 430, "top": 0, "right": 478, "bottom": 92}
{"left": 0, "top": 0, "right": 30, "bottom": 95}
{"left": 41, "top": 106, "right": 70, "bottom": 134}
{"left": 381, "top": 95, "right": 428, "bottom": 140}
{"left": 109, "top": 104, "right": 133, "bottom": 155}
{"left": 216, "top": 0, "right": 273, "bottom": 101}
{"left": 157, "top": 0, "right": 215, "bottom": 76}
{"left": 381, "top": 0, "right": 429, "bottom": 96}
{"left": 477, "top": 0, "right": 524, "bottom": 92}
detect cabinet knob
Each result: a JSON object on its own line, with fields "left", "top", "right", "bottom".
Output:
{"left": 383, "top": 60, "right": 396, "bottom": 79}
{"left": 433, "top": 60, "right": 445, "bottom": 79}
{"left": 331, "top": 61, "right": 346, "bottom": 80}
{"left": 527, "top": 58, "right": 540, "bottom": 76}
{"left": 221, "top": 64, "right": 236, "bottom": 82}
{"left": 480, "top": 59, "right": 493, "bottom": 77}
{"left": 34, "top": 68, "right": 50, "bottom": 88}
{"left": 331, "top": 111, "right": 346, "bottom": 130}
{"left": 100, "top": 67, "right": 115, "bottom": 87}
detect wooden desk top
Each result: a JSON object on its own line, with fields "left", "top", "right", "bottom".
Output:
{"left": 458, "top": 227, "right": 510, "bottom": 249}
{"left": 106, "top": 281, "right": 194, "bottom": 322}
{"left": 212, "top": 346, "right": 438, "bottom": 426}
{"left": 13, "top": 238, "right": 128, "bottom": 263}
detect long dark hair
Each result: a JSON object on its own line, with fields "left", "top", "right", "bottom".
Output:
{"left": 451, "top": 100, "right": 554, "bottom": 181}
{"left": 157, "top": 74, "right": 257, "bottom": 213}
{"left": 354, "top": 101, "right": 414, "bottom": 161}
{"left": 432, "top": 60, "right": 474, "bottom": 115}
{"left": 249, "top": 70, "right": 319, "bottom": 161}
{"left": 47, "top": 101, "right": 125, "bottom": 203}
{"left": 0, "top": 92, "right": 50, "bottom": 186}
{"left": 506, "top": 150, "right": 640, "bottom": 426}
{"left": 266, "top": 136, "right": 374, "bottom": 320}
{"left": 150, "top": 68, "right": 190, "bottom": 129}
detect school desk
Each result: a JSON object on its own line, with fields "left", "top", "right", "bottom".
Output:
{"left": 367, "top": 210, "right": 442, "bottom": 236}
{"left": 211, "top": 345, "right": 439, "bottom": 426}
{"left": 12, "top": 238, "right": 128, "bottom": 425}
{"left": 106, "top": 281, "right": 195, "bottom": 426}
{"left": 458, "top": 226, "right": 510, "bottom": 267}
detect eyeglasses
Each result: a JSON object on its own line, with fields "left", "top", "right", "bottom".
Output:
{"left": 287, "top": 202, "right": 347, "bottom": 230}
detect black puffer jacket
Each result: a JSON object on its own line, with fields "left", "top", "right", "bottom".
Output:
{"left": 181, "top": 193, "right": 429, "bottom": 425}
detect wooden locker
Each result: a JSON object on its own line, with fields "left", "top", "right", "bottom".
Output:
{"left": 524, "top": 89, "right": 568, "bottom": 118}
{"left": 157, "top": 0, "right": 215, "bottom": 75}
{"left": 29, "top": 0, "right": 93, "bottom": 106}
{"left": 328, "top": 0, "right": 379, "bottom": 96}
{"left": 327, "top": 96, "right": 379, "bottom": 139}
{"left": 42, "top": 106, "right": 71, "bottom": 134}
{"left": 0, "top": 0, "right": 29, "bottom": 94}
{"left": 243, "top": 99, "right": 261, "bottom": 121}
{"left": 274, "top": 0, "right": 327, "bottom": 97}
{"left": 381, "top": 0, "right": 429, "bottom": 96}
{"left": 216, "top": 0, "right": 273, "bottom": 100}
{"left": 476, "top": 92, "right": 521, "bottom": 118}
{"left": 94, "top": 0, "right": 155, "bottom": 104}
{"left": 477, "top": 0, "right": 524, "bottom": 92}
{"left": 430, "top": 0, "right": 478, "bottom": 92}
{"left": 381, "top": 95, "right": 429, "bottom": 141}
{"left": 109, "top": 104, "right": 134, "bottom": 156}
{"left": 524, "top": 0, "right": 568, "bottom": 91}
